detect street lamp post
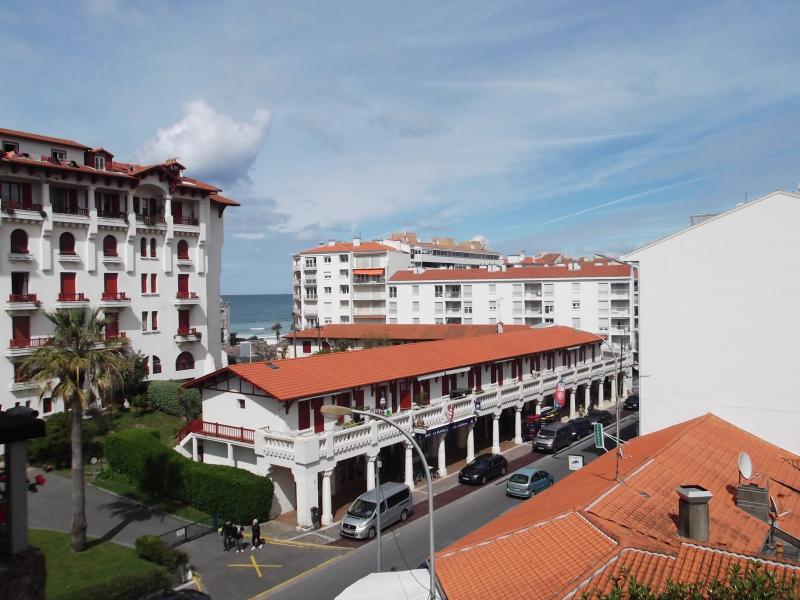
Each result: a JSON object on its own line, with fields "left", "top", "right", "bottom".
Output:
{"left": 320, "top": 405, "right": 438, "bottom": 599}
{"left": 599, "top": 337, "right": 623, "bottom": 482}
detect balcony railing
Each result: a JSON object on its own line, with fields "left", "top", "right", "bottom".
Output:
{"left": 9, "top": 293, "right": 38, "bottom": 303}
{"left": 176, "top": 292, "right": 199, "bottom": 300}
{"left": 176, "top": 327, "right": 202, "bottom": 339}
{"left": 9, "top": 337, "right": 53, "bottom": 349}
{"left": 53, "top": 206, "right": 89, "bottom": 216}
{"left": 173, "top": 216, "right": 199, "bottom": 226}
{"left": 3, "top": 200, "right": 43, "bottom": 212}
{"left": 97, "top": 211, "right": 126, "bottom": 220}
{"left": 179, "top": 419, "right": 255, "bottom": 444}
{"left": 58, "top": 292, "right": 88, "bottom": 302}
{"left": 136, "top": 215, "right": 167, "bottom": 226}
{"left": 101, "top": 292, "right": 129, "bottom": 301}
{"left": 103, "top": 250, "right": 118, "bottom": 257}
{"left": 104, "top": 332, "right": 127, "bottom": 341}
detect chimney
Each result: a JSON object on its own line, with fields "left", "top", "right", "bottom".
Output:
{"left": 736, "top": 483, "right": 770, "bottom": 522}
{"left": 352, "top": 236, "right": 361, "bottom": 247}
{"left": 519, "top": 250, "right": 526, "bottom": 260}
{"left": 497, "top": 321, "right": 504, "bottom": 334}
{"left": 327, "top": 239, "right": 336, "bottom": 247}
{"left": 501, "top": 264, "right": 507, "bottom": 272}
{"left": 676, "top": 485, "right": 712, "bottom": 542}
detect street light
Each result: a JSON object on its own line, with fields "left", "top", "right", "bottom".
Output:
{"left": 599, "top": 337, "right": 623, "bottom": 482}
{"left": 320, "top": 405, "right": 438, "bottom": 600}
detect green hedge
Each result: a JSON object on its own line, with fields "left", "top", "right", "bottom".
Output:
{"left": 135, "top": 535, "right": 188, "bottom": 572}
{"left": 147, "top": 380, "right": 202, "bottom": 419}
{"left": 104, "top": 429, "right": 273, "bottom": 522}
{"left": 28, "top": 410, "right": 111, "bottom": 468}
{"left": 76, "top": 570, "right": 172, "bottom": 600}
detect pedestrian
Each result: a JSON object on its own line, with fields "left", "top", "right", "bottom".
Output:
{"left": 251, "top": 518, "right": 262, "bottom": 550}
{"left": 221, "top": 520, "right": 232, "bottom": 551}
{"left": 236, "top": 524, "right": 244, "bottom": 553}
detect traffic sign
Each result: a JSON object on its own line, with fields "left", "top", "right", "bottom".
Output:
{"left": 593, "top": 422, "right": 604, "bottom": 448}
{"left": 568, "top": 455, "right": 584, "bottom": 471}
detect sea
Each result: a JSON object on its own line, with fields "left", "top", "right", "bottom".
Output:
{"left": 222, "top": 294, "right": 294, "bottom": 341}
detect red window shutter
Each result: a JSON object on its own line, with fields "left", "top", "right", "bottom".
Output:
{"left": 60, "top": 273, "right": 76, "bottom": 294}
{"left": 179, "top": 310, "right": 189, "bottom": 330}
{"left": 302, "top": 340, "right": 311, "bottom": 354}
{"left": 313, "top": 399, "right": 324, "bottom": 433}
{"left": 498, "top": 365, "right": 504, "bottom": 386}
{"left": 336, "top": 393, "right": 350, "bottom": 423}
{"left": 140, "top": 238, "right": 147, "bottom": 257}
{"left": 151, "top": 274, "right": 157, "bottom": 294}
{"left": 298, "top": 400, "right": 310, "bottom": 430}
{"left": 104, "top": 273, "right": 117, "bottom": 294}
{"left": 511, "top": 361, "right": 517, "bottom": 378}
{"left": 151, "top": 311, "right": 158, "bottom": 330}
{"left": 141, "top": 274, "right": 147, "bottom": 293}
{"left": 442, "top": 375, "right": 450, "bottom": 396}
{"left": 12, "top": 316, "right": 30, "bottom": 341}
{"left": 22, "top": 183, "right": 32, "bottom": 205}
{"left": 400, "top": 381, "right": 411, "bottom": 410}
{"left": 354, "top": 388, "right": 364, "bottom": 410}
{"left": 106, "top": 314, "right": 119, "bottom": 337}
{"left": 468, "top": 369, "right": 474, "bottom": 390}
{"left": 475, "top": 367, "right": 481, "bottom": 390}
{"left": 490, "top": 365, "right": 497, "bottom": 385}
{"left": 178, "top": 274, "right": 188, "bottom": 294}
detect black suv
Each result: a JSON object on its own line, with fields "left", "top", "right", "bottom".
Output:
{"left": 567, "top": 417, "right": 592, "bottom": 441}
{"left": 623, "top": 394, "right": 639, "bottom": 410}
{"left": 587, "top": 410, "right": 613, "bottom": 426}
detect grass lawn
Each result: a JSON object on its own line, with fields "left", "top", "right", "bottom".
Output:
{"left": 92, "top": 471, "right": 210, "bottom": 523}
{"left": 29, "top": 529, "right": 169, "bottom": 600}
{"left": 110, "top": 409, "right": 184, "bottom": 445}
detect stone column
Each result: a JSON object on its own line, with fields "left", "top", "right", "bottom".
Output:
{"left": 191, "top": 437, "right": 198, "bottom": 461}
{"left": 437, "top": 434, "right": 447, "bottom": 476}
{"left": 569, "top": 388, "right": 576, "bottom": 420}
{"left": 584, "top": 385, "right": 591, "bottom": 414}
{"left": 321, "top": 470, "right": 333, "bottom": 526}
{"left": 598, "top": 380, "right": 605, "bottom": 409}
{"left": 404, "top": 443, "right": 414, "bottom": 489}
{"left": 227, "top": 443, "right": 234, "bottom": 466}
{"left": 513, "top": 406, "right": 523, "bottom": 445}
{"left": 366, "top": 455, "right": 376, "bottom": 491}
{"left": 611, "top": 376, "right": 618, "bottom": 405}
{"left": 491, "top": 413, "right": 501, "bottom": 454}
{"left": 292, "top": 467, "right": 319, "bottom": 530}
{"left": 466, "top": 423, "right": 475, "bottom": 464}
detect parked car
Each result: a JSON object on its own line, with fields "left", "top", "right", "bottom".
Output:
{"left": 458, "top": 454, "right": 508, "bottom": 485}
{"left": 506, "top": 467, "right": 554, "bottom": 499}
{"left": 587, "top": 409, "right": 613, "bottom": 426}
{"left": 523, "top": 413, "right": 543, "bottom": 441}
{"left": 567, "top": 417, "right": 592, "bottom": 441}
{"left": 533, "top": 422, "right": 572, "bottom": 453}
{"left": 340, "top": 482, "right": 413, "bottom": 539}
{"left": 623, "top": 394, "right": 639, "bottom": 410}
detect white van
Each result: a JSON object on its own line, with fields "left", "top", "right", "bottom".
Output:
{"left": 339, "top": 482, "right": 413, "bottom": 539}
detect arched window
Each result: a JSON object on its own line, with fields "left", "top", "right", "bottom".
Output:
{"left": 140, "top": 237, "right": 147, "bottom": 257}
{"left": 150, "top": 238, "right": 157, "bottom": 258}
{"left": 10, "top": 229, "right": 28, "bottom": 253}
{"left": 152, "top": 356, "right": 162, "bottom": 374}
{"left": 177, "top": 239, "right": 189, "bottom": 260}
{"left": 59, "top": 232, "right": 76, "bottom": 255}
{"left": 103, "top": 235, "right": 117, "bottom": 257}
{"left": 175, "top": 351, "right": 194, "bottom": 371}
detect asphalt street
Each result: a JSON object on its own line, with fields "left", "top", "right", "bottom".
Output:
{"left": 264, "top": 414, "right": 639, "bottom": 600}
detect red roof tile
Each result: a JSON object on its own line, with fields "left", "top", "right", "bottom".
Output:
{"left": 298, "top": 241, "right": 398, "bottom": 255}
{"left": 285, "top": 323, "right": 529, "bottom": 341}
{"left": 1, "top": 153, "right": 136, "bottom": 180}
{"left": 390, "top": 264, "right": 632, "bottom": 282}
{"left": 0, "top": 127, "right": 89, "bottom": 150}
{"left": 209, "top": 193, "right": 240, "bottom": 207}
{"left": 179, "top": 176, "right": 220, "bottom": 192}
{"left": 188, "top": 326, "right": 601, "bottom": 401}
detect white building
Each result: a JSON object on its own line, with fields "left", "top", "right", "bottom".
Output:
{"left": 388, "top": 261, "right": 637, "bottom": 353}
{"left": 180, "top": 326, "right": 633, "bottom": 528}
{"left": 381, "top": 231, "right": 502, "bottom": 269}
{"left": 624, "top": 191, "right": 800, "bottom": 454}
{"left": 1, "top": 127, "right": 237, "bottom": 415}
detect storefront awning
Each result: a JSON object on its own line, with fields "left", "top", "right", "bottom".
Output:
{"left": 353, "top": 268, "right": 384, "bottom": 275}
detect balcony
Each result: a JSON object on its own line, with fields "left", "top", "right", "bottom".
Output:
{"left": 9, "top": 380, "right": 38, "bottom": 392}
{"left": 57, "top": 292, "right": 89, "bottom": 306}
{"left": 136, "top": 215, "right": 167, "bottom": 228}
{"left": 99, "top": 292, "right": 131, "bottom": 308}
{"left": 6, "top": 294, "right": 40, "bottom": 311}
{"left": 352, "top": 291, "right": 384, "bottom": 301}
{"left": 103, "top": 332, "right": 127, "bottom": 342}
{"left": 7, "top": 336, "right": 54, "bottom": 357}
{"left": 173, "top": 291, "right": 201, "bottom": 306}
{"left": 303, "top": 263, "right": 317, "bottom": 271}
{"left": 176, "top": 255, "right": 193, "bottom": 267}
{"left": 97, "top": 210, "right": 127, "bottom": 221}
{"left": 53, "top": 206, "right": 89, "bottom": 217}
{"left": 2, "top": 200, "right": 43, "bottom": 213}
{"left": 8, "top": 250, "right": 34, "bottom": 262}
{"left": 352, "top": 278, "right": 385, "bottom": 286}
{"left": 57, "top": 251, "right": 81, "bottom": 264}
{"left": 175, "top": 327, "right": 202, "bottom": 342}
{"left": 173, "top": 216, "right": 199, "bottom": 226}
{"left": 179, "top": 419, "right": 255, "bottom": 444}
{"left": 101, "top": 251, "right": 123, "bottom": 265}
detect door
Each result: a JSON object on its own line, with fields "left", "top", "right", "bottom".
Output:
{"left": 178, "top": 310, "right": 190, "bottom": 331}
{"left": 60, "top": 272, "right": 76, "bottom": 296}
{"left": 104, "top": 273, "right": 117, "bottom": 295}
{"left": 178, "top": 274, "right": 189, "bottom": 294}
{"left": 313, "top": 399, "right": 324, "bottom": 433}
{"left": 106, "top": 314, "right": 119, "bottom": 338}
{"left": 336, "top": 392, "right": 350, "bottom": 424}
{"left": 298, "top": 400, "right": 310, "bottom": 430}
{"left": 497, "top": 364, "right": 504, "bottom": 386}
{"left": 399, "top": 381, "right": 411, "bottom": 411}
{"left": 517, "top": 358, "right": 523, "bottom": 382}
{"left": 171, "top": 200, "right": 182, "bottom": 220}
{"left": 12, "top": 316, "right": 30, "bottom": 341}
{"left": 475, "top": 366, "right": 481, "bottom": 390}
{"left": 442, "top": 374, "right": 450, "bottom": 396}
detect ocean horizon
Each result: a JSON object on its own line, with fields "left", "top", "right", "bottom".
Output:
{"left": 222, "top": 293, "right": 294, "bottom": 338}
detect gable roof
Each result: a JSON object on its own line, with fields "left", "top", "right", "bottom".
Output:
{"left": 187, "top": 326, "right": 601, "bottom": 401}
{"left": 436, "top": 414, "right": 800, "bottom": 599}
{"left": 297, "top": 241, "right": 397, "bottom": 255}
{"left": 0, "top": 127, "right": 89, "bottom": 150}
{"left": 390, "top": 263, "right": 632, "bottom": 282}
{"left": 285, "top": 323, "right": 529, "bottom": 341}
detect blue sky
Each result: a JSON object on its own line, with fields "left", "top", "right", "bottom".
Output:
{"left": 3, "top": 1, "right": 800, "bottom": 293}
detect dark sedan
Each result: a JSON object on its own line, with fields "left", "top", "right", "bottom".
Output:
{"left": 458, "top": 454, "right": 508, "bottom": 485}
{"left": 568, "top": 417, "right": 592, "bottom": 441}
{"left": 587, "top": 410, "right": 614, "bottom": 426}
{"left": 624, "top": 394, "right": 639, "bottom": 410}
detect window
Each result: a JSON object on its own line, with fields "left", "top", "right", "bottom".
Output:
{"left": 340, "top": 316, "right": 350, "bottom": 323}
{"left": 51, "top": 149, "right": 66, "bottom": 162}
{"left": 489, "top": 317, "right": 496, "bottom": 324}
{"left": 464, "top": 317, "right": 472, "bottom": 324}
{"left": 95, "top": 155, "right": 106, "bottom": 170}
{"left": 489, "top": 284, "right": 496, "bottom": 294}
{"left": 572, "top": 301, "right": 580, "bottom": 310}
{"left": 151, "top": 274, "right": 157, "bottom": 294}
{"left": 102, "top": 235, "right": 117, "bottom": 256}
{"left": 598, "top": 300, "right": 609, "bottom": 316}
{"left": 598, "top": 282, "right": 609, "bottom": 297}
{"left": 388, "top": 286, "right": 397, "bottom": 298}
{"left": 152, "top": 356, "right": 162, "bottom": 374}
{"left": 43, "top": 397, "right": 53, "bottom": 414}
{"left": 412, "top": 285, "right": 419, "bottom": 296}
{"left": 463, "top": 284, "right": 472, "bottom": 298}
{"left": 434, "top": 285, "right": 443, "bottom": 298}
{"left": 59, "top": 232, "right": 76, "bottom": 255}
{"left": 175, "top": 351, "right": 195, "bottom": 371}
{"left": 141, "top": 311, "right": 148, "bottom": 331}
{"left": 323, "top": 287, "right": 332, "bottom": 294}
{"left": 463, "top": 302, "right": 472, "bottom": 314}
{"left": 434, "top": 302, "right": 443, "bottom": 315}
{"left": 544, "top": 302, "right": 554, "bottom": 314}
{"left": 323, "top": 272, "right": 331, "bottom": 280}
{"left": 412, "top": 301, "right": 420, "bottom": 312}
{"left": 149, "top": 238, "right": 157, "bottom": 258}
{"left": 544, "top": 317, "right": 554, "bottom": 324}
{"left": 512, "top": 284, "right": 523, "bottom": 298}
{"left": 572, "top": 317, "right": 580, "bottom": 328}
{"left": 389, "top": 302, "right": 397, "bottom": 314}
{"left": 59, "top": 273, "right": 77, "bottom": 300}
{"left": 11, "top": 272, "right": 28, "bottom": 297}
{"left": 412, "top": 317, "right": 420, "bottom": 324}
{"left": 323, "top": 256, "right": 332, "bottom": 263}
{"left": 140, "top": 237, "right": 147, "bottom": 257}
{"left": 324, "top": 317, "right": 333, "bottom": 324}
{"left": 598, "top": 318, "right": 609, "bottom": 331}
{"left": 572, "top": 282, "right": 580, "bottom": 294}
{"left": 513, "top": 301, "right": 523, "bottom": 314}
{"left": 141, "top": 274, "right": 147, "bottom": 293}
{"left": 435, "top": 318, "right": 444, "bottom": 324}
{"left": 305, "top": 258, "right": 316, "bottom": 268}
{"left": 543, "top": 283, "right": 554, "bottom": 297}
{"left": 2, "top": 141, "right": 19, "bottom": 153}
{"left": 1, "top": 181, "right": 20, "bottom": 203}
{"left": 10, "top": 229, "right": 28, "bottom": 253}
{"left": 238, "top": 398, "right": 245, "bottom": 409}
{"left": 177, "top": 239, "right": 189, "bottom": 260}
{"left": 103, "top": 273, "right": 118, "bottom": 297}
{"left": 489, "top": 300, "right": 497, "bottom": 311}
{"left": 339, "top": 285, "right": 349, "bottom": 294}
{"left": 302, "top": 340, "right": 312, "bottom": 354}
{"left": 339, "top": 254, "right": 348, "bottom": 263}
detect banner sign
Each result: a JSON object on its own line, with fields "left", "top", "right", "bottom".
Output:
{"left": 414, "top": 417, "right": 476, "bottom": 439}
{"left": 555, "top": 380, "right": 566, "bottom": 409}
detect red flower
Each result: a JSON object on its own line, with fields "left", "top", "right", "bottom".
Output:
{"left": 34, "top": 474, "right": 46, "bottom": 486}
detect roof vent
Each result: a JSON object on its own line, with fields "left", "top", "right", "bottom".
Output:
{"left": 736, "top": 483, "right": 769, "bottom": 522}
{"left": 265, "top": 361, "right": 280, "bottom": 370}
{"left": 676, "top": 485, "right": 712, "bottom": 542}
{"left": 327, "top": 239, "right": 336, "bottom": 247}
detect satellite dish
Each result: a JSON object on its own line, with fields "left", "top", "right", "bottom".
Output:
{"left": 738, "top": 452, "right": 753, "bottom": 481}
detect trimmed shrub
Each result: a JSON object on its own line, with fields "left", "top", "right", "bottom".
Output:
{"left": 135, "top": 535, "right": 188, "bottom": 572}
{"left": 28, "top": 410, "right": 108, "bottom": 468}
{"left": 147, "top": 380, "right": 184, "bottom": 416}
{"left": 76, "top": 569, "right": 172, "bottom": 600}
{"left": 104, "top": 429, "right": 273, "bottom": 522}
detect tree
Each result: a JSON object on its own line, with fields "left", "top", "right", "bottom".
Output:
{"left": 271, "top": 322, "right": 282, "bottom": 343}
{"left": 22, "top": 308, "right": 132, "bottom": 552}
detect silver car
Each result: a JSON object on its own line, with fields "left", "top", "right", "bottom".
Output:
{"left": 339, "top": 482, "right": 413, "bottom": 539}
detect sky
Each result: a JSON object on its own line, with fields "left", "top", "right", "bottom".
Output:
{"left": 3, "top": 1, "right": 800, "bottom": 293}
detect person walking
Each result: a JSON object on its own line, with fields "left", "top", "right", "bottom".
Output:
{"left": 251, "top": 518, "right": 262, "bottom": 550}
{"left": 236, "top": 523, "right": 245, "bottom": 553}
{"left": 221, "top": 520, "right": 232, "bottom": 551}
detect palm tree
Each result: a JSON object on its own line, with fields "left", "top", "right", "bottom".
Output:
{"left": 23, "top": 308, "right": 132, "bottom": 552}
{"left": 271, "top": 321, "right": 282, "bottom": 343}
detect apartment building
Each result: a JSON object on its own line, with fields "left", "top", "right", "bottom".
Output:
{"left": 381, "top": 231, "right": 503, "bottom": 269}
{"left": 388, "top": 261, "right": 637, "bottom": 352}
{"left": 624, "top": 191, "right": 800, "bottom": 454}
{"left": 0, "top": 127, "right": 237, "bottom": 415}
{"left": 181, "top": 326, "right": 633, "bottom": 528}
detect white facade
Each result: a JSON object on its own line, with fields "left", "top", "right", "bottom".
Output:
{"left": 381, "top": 233, "right": 503, "bottom": 269}
{"left": 624, "top": 191, "right": 800, "bottom": 454}
{"left": 388, "top": 264, "right": 637, "bottom": 352}
{"left": 1, "top": 128, "right": 234, "bottom": 416}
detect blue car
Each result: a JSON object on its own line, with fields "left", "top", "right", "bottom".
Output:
{"left": 505, "top": 467, "right": 554, "bottom": 499}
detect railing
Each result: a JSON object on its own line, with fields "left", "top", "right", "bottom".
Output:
{"left": 101, "top": 292, "right": 128, "bottom": 301}
{"left": 97, "top": 211, "right": 126, "bottom": 219}
{"left": 58, "top": 293, "right": 88, "bottom": 302}
{"left": 3, "top": 200, "right": 42, "bottom": 212}
{"left": 104, "top": 332, "right": 127, "bottom": 341}
{"left": 352, "top": 307, "right": 386, "bottom": 316}
{"left": 173, "top": 216, "right": 199, "bottom": 226}
{"left": 176, "top": 328, "right": 202, "bottom": 339}
{"left": 8, "top": 293, "right": 38, "bottom": 303}
{"left": 136, "top": 215, "right": 167, "bottom": 226}
{"left": 103, "top": 250, "right": 119, "bottom": 257}
{"left": 9, "top": 337, "right": 53, "bottom": 349}
{"left": 176, "top": 292, "right": 199, "bottom": 300}
{"left": 53, "top": 206, "right": 89, "bottom": 216}
{"left": 352, "top": 278, "right": 385, "bottom": 285}
{"left": 158, "top": 515, "right": 219, "bottom": 548}
{"left": 178, "top": 419, "right": 255, "bottom": 444}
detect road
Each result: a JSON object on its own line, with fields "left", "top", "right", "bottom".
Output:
{"left": 264, "top": 414, "right": 639, "bottom": 599}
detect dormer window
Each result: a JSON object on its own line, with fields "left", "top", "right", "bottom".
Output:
{"left": 2, "top": 141, "right": 19, "bottom": 153}
{"left": 95, "top": 155, "right": 106, "bottom": 170}
{"left": 51, "top": 149, "right": 66, "bottom": 162}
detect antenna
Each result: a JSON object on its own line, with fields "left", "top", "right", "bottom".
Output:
{"left": 738, "top": 452, "right": 753, "bottom": 483}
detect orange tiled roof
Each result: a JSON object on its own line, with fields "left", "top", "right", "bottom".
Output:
{"left": 209, "top": 193, "right": 240, "bottom": 207}
{"left": 437, "top": 414, "right": 800, "bottom": 600}
{"left": 0, "top": 126, "right": 89, "bottom": 149}
{"left": 1, "top": 153, "right": 136, "bottom": 180}
{"left": 297, "top": 241, "right": 398, "bottom": 255}
{"left": 188, "top": 326, "right": 601, "bottom": 401}
{"left": 179, "top": 176, "right": 220, "bottom": 192}
{"left": 285, "top": 323, "right": 530, "bottom": 341}
{"left": 390, "top": 263, "right": 632, "bottom": 282}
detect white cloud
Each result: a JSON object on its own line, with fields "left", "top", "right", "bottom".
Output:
{"left": 136, "top": 100, "right": 270, "bottom": 186}
{"left": 370, "top": 108, "right": 446, "bottom": 138}
{"left": 232, "top": 232, "right": 267, "bottom": 240}
{"left": 470, "top": 234, "right": 489, "bottom": 247}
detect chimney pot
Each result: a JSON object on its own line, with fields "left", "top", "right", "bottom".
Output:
{"left": 676, "top": 485, "right": 712, "bottom": 542}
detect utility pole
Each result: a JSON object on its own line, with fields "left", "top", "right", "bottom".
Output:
{"left": 375, "top": 456, "right": 383, "bottom": 572}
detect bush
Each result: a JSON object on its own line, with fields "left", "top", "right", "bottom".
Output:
{"left": 28, "top": 410, "right": 108, "bottom": 468}
{"left": 104, "top": 429, "right": 273, "bottom": 522}
{"left": 76, "top": 570, "right": 172, "bottom": 600}
{"left": 147, "top": 381, "right": 184, "bottom": 416}
{"left": 135, "top": 535, "right": 188, "bottom": 571}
